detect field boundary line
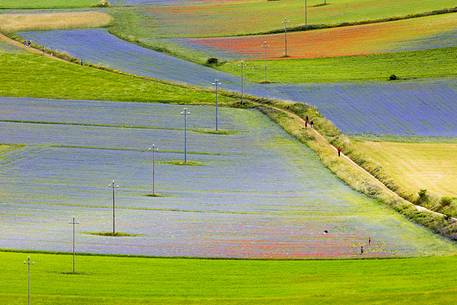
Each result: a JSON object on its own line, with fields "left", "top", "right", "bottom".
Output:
{"left": 263, "top": 103, "right": 457, "bottom": 222}
{"left": 233, "top": 7, "right": 457, "bottom": 37}
{"left": 0, "top": 32, "right": 65, "bottom": 62}
{"left": 3, "top": 28, "right": 454, "bottom": 227}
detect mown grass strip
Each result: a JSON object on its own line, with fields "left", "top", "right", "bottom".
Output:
{"left": 0, "top": 119, "right": 240, "bottom": 136}
{"left": 46, "top": 144, "right": 230, "bottom": 156}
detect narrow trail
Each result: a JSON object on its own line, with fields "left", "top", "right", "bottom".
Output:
{"left": 1, "top": 28, "right": 453, "bottom": 223}
{"left": 265, "top": 103, "right": 456, "bottom": 222}
{"left": 0, "top": 32, "right": 65, "bottom": 62}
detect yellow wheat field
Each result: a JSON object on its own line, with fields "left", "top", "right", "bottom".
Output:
{"left": 0, "top": 11, "right": 112, "bottom": 33}
{"left": 354, "top": 140, "right": 457, "bottom": 198}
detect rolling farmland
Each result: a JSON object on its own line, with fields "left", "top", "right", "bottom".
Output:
{"left": 146, "top": 0, "right": 457, "bottom": 37}
{"left": 18, "top": 29, "right": 457, "bottom": 136}
{"left": 19, "top": 29, "right": 243, "bottom": 89}
{"left": 2, "top": 0, "right": 457, "bottom": 302}
{"left": 185, "top": 13, "right": 457, "bottom": 59}
{"left": 0, "top": 52, "right": 232, "bottom": 104}
{"left": 265, "top": 79, "right": 457, "bottom": 136}
{"left": 1, "top": 98, "right": 454, "bottom": 258}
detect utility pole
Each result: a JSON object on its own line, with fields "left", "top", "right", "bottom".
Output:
{"left": 108, "top": 179, "right": 120, "bottom": 235}
{"left": 262, "top": 41, "right": 269, "bottom": 83}
{"left": 304, "top": 0, "right": 308, "bottom": 26}
{"left": 212, "top": 79, "right": 222, "bottom": 131}
{"left": 240, "top": 61, "right": 245, "bottom": 103}
{"left": 283, "top": 18, "right": 289, "bottom": 57}
{"left": 147, "top": 145, "right": 158, "bottom": 196}
{"left": 24, "top": 256, "right": 34, "bottom": 305}
{"left": 69, "top": 217, "right": 79, "bottom": 273}
{"left": 180, "top": 108, "right": 191, "bottom": 163}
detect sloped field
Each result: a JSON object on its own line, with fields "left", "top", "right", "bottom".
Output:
{"left": 185, "top": 13, "right": 457, "bottom": 59}
{"left": 147, "top": 0, "right": 457, "bottom": 37}
{"left": 0, "top": 98, "right": 454, "bottom": 258}
{"left": 19, "top": 29, "right": 457, "bottom": 136}
{"left": 353, "top": 140, "right": 457, "bottom": 198}
{"left": 265, "top": 80, "right": 457, "bottom": 136}
{"left": 0, "top": 12, "right": 112, "bottom": 33}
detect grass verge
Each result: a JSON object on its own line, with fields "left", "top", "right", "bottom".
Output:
{"left": 252, "top": 98, "right": 457, "bottom": 240}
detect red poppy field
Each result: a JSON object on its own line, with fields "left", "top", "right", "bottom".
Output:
{"left": 187, "top": 12, "right": 457, "bottom": 59}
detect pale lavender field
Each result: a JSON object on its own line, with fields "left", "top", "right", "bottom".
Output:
{"left": 1, "top": 98, "right": 454, "bottom": 258}
{"left": 20, "top": 29, "right": 457, "bottom": 137}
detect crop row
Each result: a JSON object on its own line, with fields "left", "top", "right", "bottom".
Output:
{"left": 0, "top": 98, "right": 453, "bottom": 257}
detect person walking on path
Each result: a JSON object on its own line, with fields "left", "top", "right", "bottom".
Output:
{"left": 337, "top": 147, "right": 342, "bottom": 157}
{"left": 360, "top": 246, "right": 364, "bottom": 255}
{"left": 310, "top": 120, "right": 314, "bottom": 128}
{"left": 368, "top": 237, "right": 372, "bottom": 245}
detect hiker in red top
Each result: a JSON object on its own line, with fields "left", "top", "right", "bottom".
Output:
{"left": 337, "top": 147, "right": 342, "bottom": 157}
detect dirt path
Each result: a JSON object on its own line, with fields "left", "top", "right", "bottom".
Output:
{"left": 0, "top": 32, "right": 65, "bottom": 62}
{"left": 1, "top": 28, "right": 452, "bottom": 222}
{"left": 265, "top": 103, "right": 456, "bottom": 221}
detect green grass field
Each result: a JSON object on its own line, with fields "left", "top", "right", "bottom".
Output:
{"left": 353, "top": 140, "right": 457, "bottom": 198}
{"left": 147, "top": 0, "right": 457, "bottom": 37}
{"left": 0, "top": 0, "right": 100, "bottom": 9}
{"left": 1, "top": 251, "right": 457, "bottom": 304}
{"left": 218, "top": 47, "right": 457, "bottom": 83}
{"left": 0, "top": 53, "right": 235, "bottom": 105}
